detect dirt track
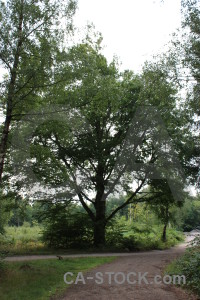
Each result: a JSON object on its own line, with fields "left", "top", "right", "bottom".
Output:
{"left": 60, "top": 253, "right": 196, "bottom": 300}
{"left": 59, "top": 235, "right": 198, "bottom": 300}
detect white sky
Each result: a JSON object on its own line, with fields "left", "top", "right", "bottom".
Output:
{"left": 74, "top": 0, "right": 182, "bottom": 72}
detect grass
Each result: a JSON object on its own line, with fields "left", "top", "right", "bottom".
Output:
{"left": 0, "top": 223, "right": 185, "bottom": 256}
{"left": 0, "top": 257, "right": 116, "bottom": 300}
{"left": 0, "top": 225, "right": 46, "bottom": 255}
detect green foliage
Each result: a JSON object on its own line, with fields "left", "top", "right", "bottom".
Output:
{"left": 0, "top": 192, "right": 13, "bottom": 234}
{"left": 105, "top": 215, "right": 184, "bottom": 251}
{"left": 182, "top": 0, "right": 200, "bottom": 84}
{"left": 0, "top": 202, "right": 6, "bottom": 234}
{"left": 170, "top": 196, "right": 200, "bottom": 231}
{"left": 166, "top": 0, "right": 200, "bottom": 186}
{"left": 120, "top": 235, "right": 138, "bottom": 251}
{"left": 125, "top": 224, "right": 184, "bottom": 250}
{"left": 0, "top": 212, "right": 184, "bottom": 254}
{"left": 166, "top": 244, "right": 200, "bottom": 296}
{"left": 41, "top": 204, "right": 94, "bottom": 248}
{"left": 105, "top": 217, "right": 126, "bottom": 248}
{"left": 0, "top": 225, "right": 44, "bottom": 254}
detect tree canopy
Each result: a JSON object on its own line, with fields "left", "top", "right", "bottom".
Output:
{"left": 7, "top": 38, "right": 192, "bottom": 245}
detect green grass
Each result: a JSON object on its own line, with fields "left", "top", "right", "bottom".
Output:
{"left": 0, "top": 225, "right": 46, "bottom": 255}
{"left": 0, "top": 257, "right": 116, "bottom": 300}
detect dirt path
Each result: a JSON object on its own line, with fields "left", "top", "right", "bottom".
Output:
{"left": 59, "top": 252, "right": 195, "bottom": 300}
{"left": 58, "top": 235, "right": 198, "bottom": 300}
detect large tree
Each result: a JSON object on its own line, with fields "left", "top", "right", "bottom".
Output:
{"left": 0, "top": 0, "right": 77, "bottom": 183}
{"left": 10, "top": 40, "right": 191, "bottom": 246}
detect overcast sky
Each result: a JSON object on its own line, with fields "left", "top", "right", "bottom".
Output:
{"left": 0, "top": 0, "right": 182, "bottom": 78}
{"left": 74, "top": 0, "right": 182, "bottom": 72}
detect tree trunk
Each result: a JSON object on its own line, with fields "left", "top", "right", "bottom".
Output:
{"left": 0, "top": 114, "right": 12, "bottom": 182}
{"left": 93, "top": 156, "right": 106, "bottom": 247}
{"left": 93, "top": 197, "right": 106, "bottom": 246}
{"left": 93, "top": 219, "right": 106, "bottom": 247}
{"left": 162, "top": 223, "right": 167, "bottom": 242}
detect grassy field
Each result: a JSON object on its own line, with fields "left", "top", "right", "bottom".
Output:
{"left": 0, "top": 225, "right": 46, "bottom": 255}
{"left": 0, "top": 257, "right": 116, "bottom": 300}
{"left": 0, "top": 223, "right": 185, "bottom": 255}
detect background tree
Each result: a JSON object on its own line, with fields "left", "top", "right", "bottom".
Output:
{"left": 0, "top": 0, "right": 77, "bottom": 183}
{"left": 171, "top": 195, "right": 200, "bottom": 231}
{"left": 148, "top": 180, "right": 184, "bottom": 242}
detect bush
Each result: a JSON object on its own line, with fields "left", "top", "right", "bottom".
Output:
{"left": 121, "top": 235, "right": 138, "bottom": 251}
{"left": 105, "top": 218, "right": 125, "bottom": 248}
{"left": 166, "top": 236, "right": 200, "bottom": 297}
{"left": 42, "top": 212, "right": 93, "bottom": 249}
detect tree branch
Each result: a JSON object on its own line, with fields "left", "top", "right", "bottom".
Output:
{"left": 106, "top": 177, "right": 146, "bottom": 222}
{"left": 78, "top": 193, "right": 95, "bottom": 221}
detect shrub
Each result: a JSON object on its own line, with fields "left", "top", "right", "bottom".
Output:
{"left": 166, "top": 236, "right": 200, "bottom": 297}
{"left": 121, "top": 235, "right": 138, "bottom": 251}
{"left": 42, "top": 212, "right": 93, "bottom": 249}
{"left": 105, "top": 218, "right": 125, "bottom": 248}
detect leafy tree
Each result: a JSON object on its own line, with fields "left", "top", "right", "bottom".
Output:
{"left": 0, "top": 0, "right": 77, "bottom": 183}
{"left": 171, "top": 196, "right": 200, "bottom": 231}
{"left": 148, "top": 181, "right": 184, "bottom": 241}
{"left": 10, "top": 38, "right": 192, "bottom": 247}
